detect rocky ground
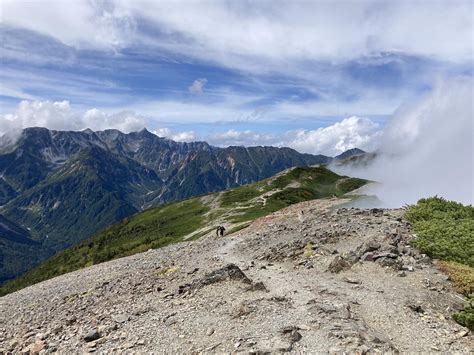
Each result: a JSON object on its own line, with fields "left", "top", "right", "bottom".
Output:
{"left": 0, "top": 198, "right": 472, "bottom": 353}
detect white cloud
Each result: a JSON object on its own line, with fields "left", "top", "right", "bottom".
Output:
{"left": 83, "top": 108, "right": 146, "bottom": 133}
{"left": 202, "top": 116, "right": 383, "bottom": 155}
{"left": 152, "top": 128, "right": 197, "bottom": 142}
{"left": 285, "top": 117, "right": 382, "bottom": 156}
{"left": 0, "top": 0, "right": 136, "bottom": 50}
{"left": 136, "top": 1, "right": 474, "bottom": 66}
{"left": 188, "top": 78, "right": 208, "bottom": 94}
{"left": 333, "top": 76, "right": 474, "bottom": 206}
{"left": 0, "top": 100, "right": 146, "bottom": 135}
{"left": 0, "top": 99, "right": 383, "bottom": 155}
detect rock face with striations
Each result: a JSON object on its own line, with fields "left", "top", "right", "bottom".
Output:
{"left": 0, "top": 199, "right": 471, "bottom": 353}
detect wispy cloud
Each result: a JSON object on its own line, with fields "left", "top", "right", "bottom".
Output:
{"left": 4, "top": 1, "right": 469, "bottom": 66}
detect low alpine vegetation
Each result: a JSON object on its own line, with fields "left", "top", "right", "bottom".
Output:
{"left": 406, "top": 196, "right": 474, "bottom": 330}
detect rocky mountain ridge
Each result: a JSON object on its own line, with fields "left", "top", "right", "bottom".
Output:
{"left": 0, "top": 199, "right": 471, "bottom": 353}
{"left": 0, "top": 127, "right": 363, "bottom": 282}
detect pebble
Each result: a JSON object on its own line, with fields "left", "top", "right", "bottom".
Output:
{"left": 83, "top": 329, "right": 101, "bottom": 343}
{"left": 112, "top": 314, "right": 129, "bottom": 323}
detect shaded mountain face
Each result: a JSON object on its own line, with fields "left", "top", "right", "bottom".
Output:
{"left": 0, "top": 214, "right": 52, "bottom": 284}
{"left": 0, "top": 127, "right": 342, "bottom": 282}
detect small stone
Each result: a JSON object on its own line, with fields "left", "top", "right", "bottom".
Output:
{"left": 206, "top": 328, "right": 215, "bottom": 336}
{"left": 23, "top": 331, "right": 36, "bottom": 339}
{"left": 246, "top": 281, "right": 268, "bottom": 292}
{"left": 343, "top": 277, "right": 361, "bottom": 284}
{"left": 407, "top": 303, "right": 424, "bottom": 314}
{"left": 83, "top": 329, "right": 101, "bottom": 342}
{"left": 456, "top": 330, "right": 469, "bottom": 338}
{"left": 112, "top": 314, "right": 129, "bottom": 323}
{"left": 22, "top": 344, "right": 35, "bottom": 353}
{"left": 31, "top": 340, "right": 46, "bottom": 353}
{"left": 9, "top": 339, "right": 19, "bottom": 350}
{"left": 234, "top": 342, "right": 241, "bottom": 348}
{"left": 328, "top": 256, "right": 351, "bottom": 273}
{"left": 85, "top": 341, "right": 97, "bottom": 348}
{"left": 361, "top": 252, "right": 374, "bottom": 262}
{"left": 297, "top": 324, "right": 311, "bottom": 331}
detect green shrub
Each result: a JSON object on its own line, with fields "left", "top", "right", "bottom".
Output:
{"left": 453, "top": 302, "right": 474, "bottom": 331}
{"left": 406, "top": 196, "right": 474, "bottom": 267}
{"left": 406, "top": 197, "right": 474, "bottom": 329}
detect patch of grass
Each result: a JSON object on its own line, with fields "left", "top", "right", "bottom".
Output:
{"left": 437, "top": 261, "right": 474, "bottom": 296}
{"left": 187, "top": 227, "right": 215, "bottom": 241}
{"left": 228, "top": 172, "right": 368, "bottom": 224}
{"left": 437, "top": 261, "right": 474, "bottom": 330}
{"left": 220, "top": 185, "right": 261, "bottom": 207}
{"left": 271, "top": 166, "right": 340, "bottom": 189}
{"left": 304, "top": 243, "right": 314, "bottom": 257}
{"left": 406, "top": 197, "right": 474, "bottom": 330}
{"left": 226, "top": 222, "right": 252, "bottom": 235}
{"left": 337, "top": 177, "right": 368, "bottom": 193}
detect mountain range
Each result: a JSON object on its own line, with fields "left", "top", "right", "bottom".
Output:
{"left": 0, "top": 127, "right": 363, "bottom": 282}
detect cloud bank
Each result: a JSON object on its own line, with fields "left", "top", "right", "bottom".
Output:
{"left": 0, "top": 99, "right": 381, "bottom": 156}
{"left": 0, "top": 100, "right": 146, "bottom": 135}
{"left": 152, "top": 128, "right": 197, "bottom": 143}
{"left": 285, "top": 117, "right": 382, "bottom": 157}
{"left": 333, "top": 77, "right": 473, "bottom": 206}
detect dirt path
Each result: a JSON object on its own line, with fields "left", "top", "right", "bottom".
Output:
{"left": 1, "top": 199, "right": 472, "bottom": 353}
{"left": 212, "top": 200, "right": 472, "bottom": 352}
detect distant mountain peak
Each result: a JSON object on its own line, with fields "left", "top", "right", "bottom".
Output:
{"left": 335, "top": 148, "right": 366, "bottom": 160}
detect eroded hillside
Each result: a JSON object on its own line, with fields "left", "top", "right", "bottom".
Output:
{"left": 0, "top": 199, "right": 471, "bottom": 353}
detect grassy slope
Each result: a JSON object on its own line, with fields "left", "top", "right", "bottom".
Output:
{"left": 405, "top": 196, "right": 474, "bottom": 330}
{"left": 0, "top": 166, "right": 367, "bottom": 296}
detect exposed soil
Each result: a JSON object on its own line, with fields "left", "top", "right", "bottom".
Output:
{"left": 0, "top": 198, "right": 472, "bottom": 353}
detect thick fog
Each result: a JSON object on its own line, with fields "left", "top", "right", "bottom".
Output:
{"left": 332, "top": 77, "right": 473, "bottom": 207}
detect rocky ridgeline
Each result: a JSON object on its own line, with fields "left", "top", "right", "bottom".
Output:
{"left": 0, "top": 199, "right": 472, "bottom": 353}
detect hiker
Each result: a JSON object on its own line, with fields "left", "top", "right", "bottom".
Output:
{"left": 216, "top": 225, "right": 226, "bottom": 237}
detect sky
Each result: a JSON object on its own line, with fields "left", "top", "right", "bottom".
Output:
{"left": 0, "top": 0, "right": 473, "bottom": 156}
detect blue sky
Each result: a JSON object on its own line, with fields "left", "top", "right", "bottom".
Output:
{"left": 0, "top": 0, "right": 472, "bottom": 155}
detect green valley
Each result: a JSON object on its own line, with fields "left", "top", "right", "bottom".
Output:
{"left": 0, "top": 166, "right": 367, "bottom": 296}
